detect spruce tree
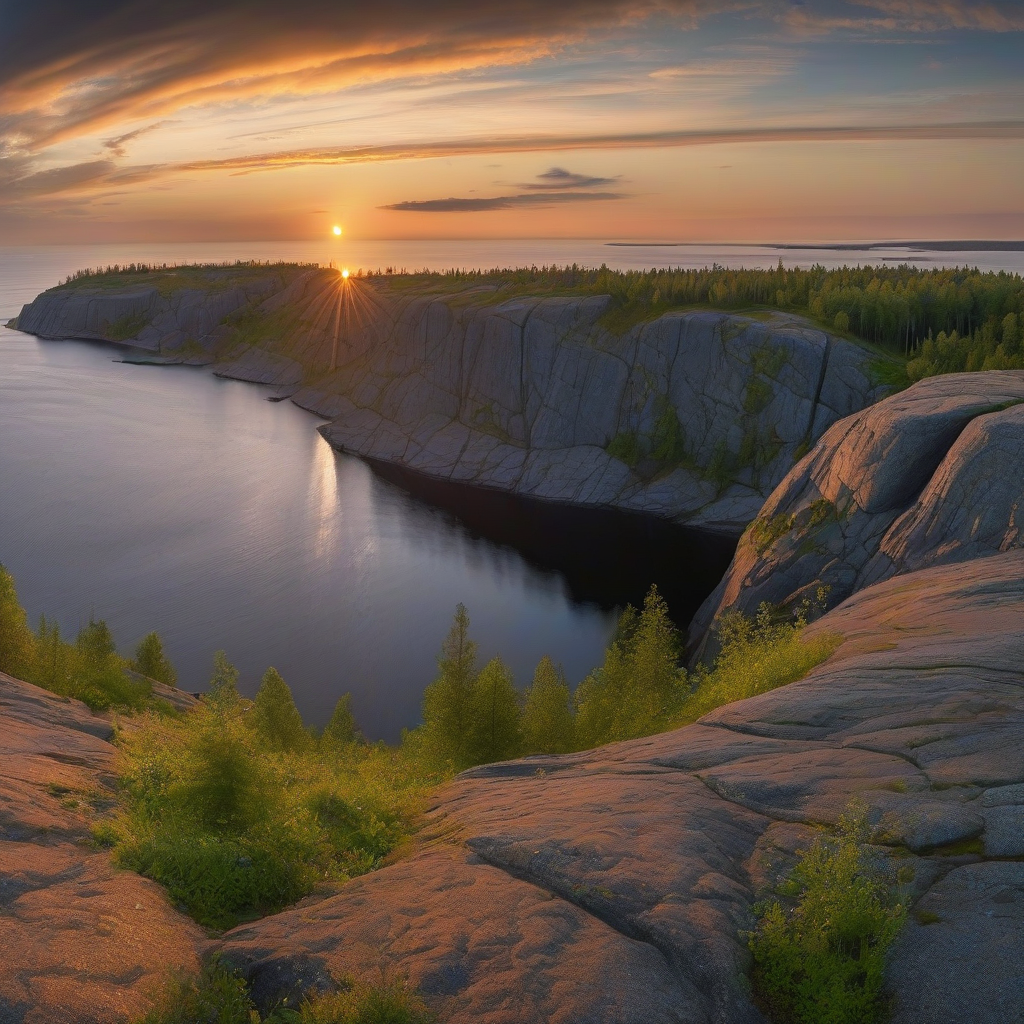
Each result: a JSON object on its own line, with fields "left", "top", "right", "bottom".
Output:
{"left": 131, "top": 631, "right": 177, "bottom": 687}
{"left": 522, "top": 656, "right": 574, "bottom": 754}
{"left": 574, "top": 586, "right": 684, "bottom": 748}
{"left": 251, "top": 667, "right": 308, "bottom": 752}
{"left": 421, "top": 604, "right": 478, "bottom": 769}
{"left": 0, "top": 565, "right": 34, "bottom": 680}
{"left": 322, "top": 693, "right": 360, "bottom": 745}
{"left": 467, "top": 657, "right": 522, "bottom": 766}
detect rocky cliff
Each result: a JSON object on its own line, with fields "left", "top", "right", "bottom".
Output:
{"left": 6, "top": 549, "right": 1023, "bottom": 1024}
{"left": 14, "top": 267, "right": 889, "bottom": 534}
{"left": 690, "top": 370, "right": 1024, "bottom": 647}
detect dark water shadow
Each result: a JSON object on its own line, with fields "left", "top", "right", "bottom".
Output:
{"left": 364, "top": 460, "right": 737, "bottom": 629}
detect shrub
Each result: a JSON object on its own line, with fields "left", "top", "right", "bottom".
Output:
{"left": 137, "top": 964, "right": 433, "bottom": 1024}
{"left": 108, "top": 697, "right": 427, "bottom": 929}
{"left": 749, "top": 805, "right": 907, "bottom": 1024}
{"left": 679, "top": 605, "right": 840, "bottom": 724}
{"left": 606, "top": 431, "right": 642, "bottom": 467}
{"left": 748, "top": 512, "right": 794, "bottom": 554}
{"left": 138, "top": 957, "right": 257, "bottom": 1024}
{"left": 297, "top": 976, "right": 434, "bottom": 1024}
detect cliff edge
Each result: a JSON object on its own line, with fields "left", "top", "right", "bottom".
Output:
{"left": 14, "top": 268, "right": 890, "bottom": 535}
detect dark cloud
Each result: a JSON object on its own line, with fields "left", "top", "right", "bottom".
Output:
{"left": 520, "top": 167, "right": 619, "bottom": 190}
{"left": 384, "top": 191, "right": 626, "bottom": 212}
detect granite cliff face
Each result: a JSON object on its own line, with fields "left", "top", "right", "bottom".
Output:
{"left": 14, "top": 268, "right": 888, "bottom": 534}
{"left": 690, "top": 371, "right": 1024, "bottom": 646}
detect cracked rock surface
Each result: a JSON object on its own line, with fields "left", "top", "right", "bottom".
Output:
{"left": 217, "top": 551, "right": 1024, "bottom": 1024}
{"left": 690, "top": 370, "right": 1024, "bottom": 649}
{"left": 14, "top": 272, "right": 886, "bottom": 535}
{"left": 0, "top": 673, "right": 206, "bottom": 1024}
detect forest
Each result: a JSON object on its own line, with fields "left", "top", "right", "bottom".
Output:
{"left": 59, "top": 259, "right": 1024, "bottom": 381}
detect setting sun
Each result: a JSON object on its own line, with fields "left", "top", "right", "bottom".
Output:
{"left": 332, "top": 225, "right": 342, "bottom": 236}
{"left": 341, "top": 268, "right": 349, "bottom": 278}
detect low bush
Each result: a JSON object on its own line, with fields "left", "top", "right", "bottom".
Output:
{"left": 678, "top": 604, "right": 841, "bottom": 724}
{"left": 139, "top": 959, "right": 433, "bottom": 1024}
{"left": 749, "top": 805, "right": 907, "bottom": 1024}
{"left": 105, "top": 659, "right": 429, "bottom": 929}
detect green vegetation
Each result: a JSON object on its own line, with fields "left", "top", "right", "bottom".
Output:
{"left": 679, "top": 605, "right": 841, "bottom": 724}
{"left": 105, "top": 311, "right": 151, "bottom": 342}
{"left": 139, "top": 959, "right": 433, "bottom": 1024}
{"left": 1, "top": 563, "right": 151, "bottom": 710}
{"left": 101, "top": 657, "right": 427, "bottom": 929}
{"left": 749, "top": 512, "right": 795, "bottom": 554}
{"left": 1, "top": 563, "right": 840, "bottom": 949}
{"left": 382, "top": 261, "right": 1023, "bottom": 368}
{"left": 132, "top": 632, "right": 177, "bottom": 687}
{"left": 52, "top": 260, "right": 1024, "bottom": 383}
{"left": 750, "top": 804, "right": 907, "bottom": 1024}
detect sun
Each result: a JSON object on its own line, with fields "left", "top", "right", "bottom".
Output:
{"left": 332, "top": 225, "right": 342, "bottom": 236}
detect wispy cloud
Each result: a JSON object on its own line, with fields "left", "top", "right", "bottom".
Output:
{"left": 102, "top": 121, "right": 173, "bottom": 157}
{"left": 384, "top": 190, "right": 625, "bottom": 212}
{"left": 2, "top": 120, "right": 1022, "bottom": 206}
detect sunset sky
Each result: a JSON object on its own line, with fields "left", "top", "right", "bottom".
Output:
{"left": 1, "top": 0, "right": 1022, "bottom": 243}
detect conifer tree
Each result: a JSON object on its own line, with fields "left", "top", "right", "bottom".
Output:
{"left": 0, "top": 565, "right": 34, "bottom": 680}
{"left": 421, "top": 604, "right": 478, "bottom": 769}
{"left": 131, "top": 631, "right": 177, "bottom": 687}
{"left": 251, "top": 667, "right": 308, "bottom": 752}
{"left": 322, "top": 693, "right": 360, "bottom": 745}
{"left": 574, "top": 586, "right": 685, "bottom": 748}
{"left": 522, "top": 656, "right": 574, "bottom": 754}
{"left": 467, "top": 657, "right": 522, "bottom": 766}
{"left": 208, "top": 650, "right": 241, "bottom": 706}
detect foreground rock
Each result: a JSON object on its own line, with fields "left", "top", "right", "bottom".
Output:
{"left": 219, "top": 551, "right": 1024, "bottom": 1024}
{"left": 14, "top": 269, "right": 889, "bottom": 534}
{"left": 690, "top": 370, "right": 1024, "bottom": 647}
{"left": 0, "top": 673, "right": 206, "bottom": 1024}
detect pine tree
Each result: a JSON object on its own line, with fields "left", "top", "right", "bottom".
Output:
{"left": 467, "top": 657, "right": 522, "bottom": 766}
{"left": 251, "top": 667, "right": 308, "bottom": 752}
{"left": 522, "top": 656, "right": 574, "bottom": 755}
{"left": 131, "top": 631, "right": 177, "bottom": 687}
{"left": 0, "top": 565, "right": 34, "bottom": 680}
{"left": 322, "top": 693, "right": 360, "bottom": 745}
{"left": 421, "top": 604, "right": 478, "bottom": 769}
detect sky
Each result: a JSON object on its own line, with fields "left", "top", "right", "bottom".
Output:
{"left": 0, "top": 0, "right": 1022, "bottom": 243}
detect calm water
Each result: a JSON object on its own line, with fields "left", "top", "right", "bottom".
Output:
{"left": 2, "top": 240, "right": 1019, "bottom": 739}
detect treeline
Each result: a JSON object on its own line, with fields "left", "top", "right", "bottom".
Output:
{"left": 429, "top": 261, "right": 1024, "bottom": 356}
{"left": 60, "top": 259, "right": 317, "bottom": 286}
{"left": 0, "top": 565, "right": 171, "bottom": 710}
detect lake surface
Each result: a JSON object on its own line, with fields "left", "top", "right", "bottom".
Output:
{"left": 2, "top": 239, "right": 1019, "bottom": 739}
